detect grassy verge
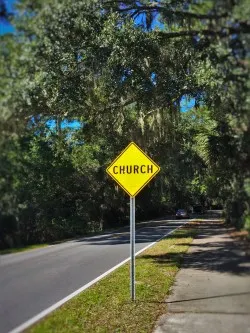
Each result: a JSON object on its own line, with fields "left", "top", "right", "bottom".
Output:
{"left": 28, "top": 227, "right": 197, "bottom": 333}
{"left": 0, "top": 244, "right": 48, "bottom": 255}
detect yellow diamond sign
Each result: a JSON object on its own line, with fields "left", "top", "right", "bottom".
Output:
{"left": 106, "top": 142, "right": 160, "bottom": 197}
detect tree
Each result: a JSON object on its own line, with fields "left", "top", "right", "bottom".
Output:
{"left": 0, "top": 0, "right": 249, "bottom": 248}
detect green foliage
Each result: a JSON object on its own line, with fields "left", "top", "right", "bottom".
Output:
{"left": 0, "top": 0, "right": 249, "bottom": 247}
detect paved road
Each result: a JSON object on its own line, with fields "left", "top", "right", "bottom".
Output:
{"left": 0, "top": 218, "right": 187, "bottom": 333}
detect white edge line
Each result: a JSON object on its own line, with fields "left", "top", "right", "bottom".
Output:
{"left": 9, "top": 220, "right": 190, "bottom": 333}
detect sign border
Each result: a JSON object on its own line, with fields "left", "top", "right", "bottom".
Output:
{"left": 106, "top": 142, "right": 160, "bottom": 197}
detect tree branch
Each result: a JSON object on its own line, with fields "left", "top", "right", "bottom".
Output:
{"left": 113, "top": 4, "right": 228, "bottom": 20}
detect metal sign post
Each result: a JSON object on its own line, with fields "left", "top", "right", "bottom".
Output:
{"left": 130, "top": 197, "right": 135, "bottom": 301}
{"left": 106, "top": 142, "right": 160, "bottom": 302}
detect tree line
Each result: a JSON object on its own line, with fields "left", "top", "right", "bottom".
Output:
{"left": 0, "top": 0, "right": 249, "bottom": 249}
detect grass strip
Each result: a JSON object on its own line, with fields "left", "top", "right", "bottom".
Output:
{"left": 28, "top": 227, "right": 196, "bottom": 333}
{"left": 0, "top": 244, "right": 48, "bottom": 255}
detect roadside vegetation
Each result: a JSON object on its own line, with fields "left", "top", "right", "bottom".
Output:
{"left": 0, "top": 243, "right": 48, "bottom": 255}
{"left": 0, "top": 1, "right": 249, "bottom": 250}
{"left": 27, "top": 227, "right": 196, "bottom": 333}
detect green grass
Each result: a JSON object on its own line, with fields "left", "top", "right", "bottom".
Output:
{"left": 0, "top": 244, "right": 48, "bottom": 255}
{"left": 27, "top": 227, "right": 196, "bottom": 333}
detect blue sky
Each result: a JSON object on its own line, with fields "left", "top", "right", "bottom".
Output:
{"left": 180, "top": 96, "right": 195, "bottom": 112}
{"left": 5, "top": 0, "right": 15, "bottom": 11}
{"left": 134, "top": 11, "right": 164, "bottom": 30}
{"left": 0, "top": 0, "right": 15, "bottom": 34}
{"left": 0, "top": 23, "right": 14, "bottom": 35}
{"left": 47, "top": 119, "right": 82, "bottom": 130}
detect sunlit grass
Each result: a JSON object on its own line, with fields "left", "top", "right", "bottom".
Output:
{"left": 0, "top": 244, "right": 48, "bottom": 255}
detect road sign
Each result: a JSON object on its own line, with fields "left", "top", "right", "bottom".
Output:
{"left": 106, "top": 142, "right": 160, "bottom": 301}
{"left": 106, "top": 142, "right": 160, "bottom": 197}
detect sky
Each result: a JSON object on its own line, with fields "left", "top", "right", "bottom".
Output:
{"left": 180, "top": 96, "right": 195, "bottom": 112}
{"left": 0, "top": 0, "right": 15, "bottom": 35}
{"left": 47, "top": 119, "right": 82, "bottom": 130}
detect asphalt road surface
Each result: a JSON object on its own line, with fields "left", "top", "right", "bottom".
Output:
{"left": 0, "top": 218, "right": 188, "bottom": 333}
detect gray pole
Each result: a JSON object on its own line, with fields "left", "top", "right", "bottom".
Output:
{"left": 130, "top": 196, "right": 136, "bottom": 301}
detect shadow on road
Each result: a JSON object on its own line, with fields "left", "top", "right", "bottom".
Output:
{"left": 74, "top": 220, "right": 186, "bottom": 246}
